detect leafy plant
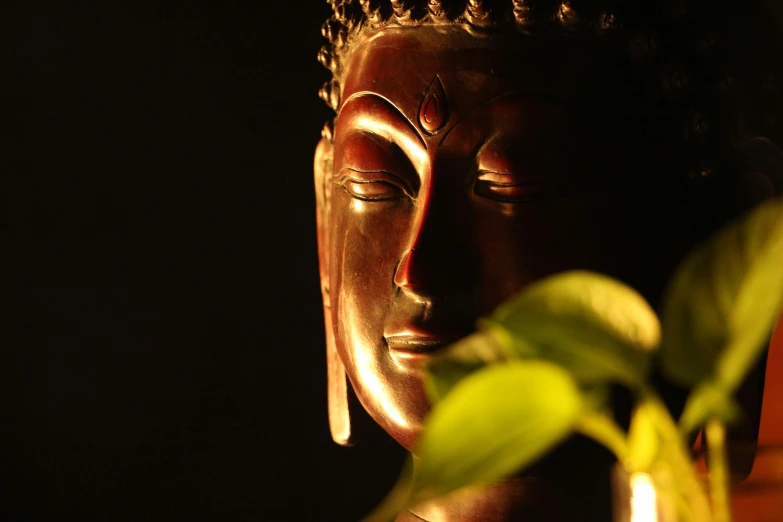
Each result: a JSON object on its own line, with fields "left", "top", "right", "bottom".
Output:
{"left": 362, "top": 196, "right": 783, "bottom": 522}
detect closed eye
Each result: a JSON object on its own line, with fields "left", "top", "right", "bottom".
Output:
{"left": 335, "top": 168, "right": 413, "bottom": 202}
{"left": 474, "top": 171, "right": 564, "bottom": 203}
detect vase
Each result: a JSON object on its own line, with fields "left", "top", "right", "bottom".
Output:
{"left": 612, "top": 446, "right": 783, "bottom": 522}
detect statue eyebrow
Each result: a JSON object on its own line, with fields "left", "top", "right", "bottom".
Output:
{"left": 339, "top": 92, "right": 427, "bottom": 149}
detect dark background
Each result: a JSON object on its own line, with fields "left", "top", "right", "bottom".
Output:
{"left": 7, "top": 2, "right": 783, "bottom": 522}
{"left": 6, "top": 2, "right": 405, "bottom": 521}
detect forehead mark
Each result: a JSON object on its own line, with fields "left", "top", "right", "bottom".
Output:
{"left": 418, "top": 75, "right": 449, "bottom": 135}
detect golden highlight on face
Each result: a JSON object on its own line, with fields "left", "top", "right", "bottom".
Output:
{"left": 320, "top": 26, "right": 697, "bottom": 450}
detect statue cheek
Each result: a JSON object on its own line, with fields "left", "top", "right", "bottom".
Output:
{"left": 331, "top": 193, "right": 416, "bottom": 281}
{"left": 329, "top": 198, "right": 414, "bottom": 332}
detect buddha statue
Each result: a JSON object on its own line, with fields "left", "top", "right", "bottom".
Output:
{"left": 313, "top": 1, "right": 783, "bottom": 520}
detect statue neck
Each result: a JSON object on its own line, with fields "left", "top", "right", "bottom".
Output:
{"left": 395, "top": 453, "right": 613, "bottom": 522}
{"left": 396, "top": 477, "right": 538, "bottom": 522}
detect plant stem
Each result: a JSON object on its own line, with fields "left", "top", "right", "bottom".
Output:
{"left": 574, "top": 410, "right": 629, "bottom": 461}
{"left": 705, "top": 419, "right": 732, "bottom": 522}
{"left": 644, "top": 391, "right": 712, "bottom": 522}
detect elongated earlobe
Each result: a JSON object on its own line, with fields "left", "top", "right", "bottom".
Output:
{"left": 315, "top": 123, "right": 355, "bottom": 446}
{"left": 325, "top": 313, "right": 354, "bottom": 446}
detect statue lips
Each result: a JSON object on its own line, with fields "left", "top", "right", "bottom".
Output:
{"left": 384, "top": 331, "right": 461, "bottom": 367}
{"left": 384, "top": 298, "right": 475, "bottom": 368}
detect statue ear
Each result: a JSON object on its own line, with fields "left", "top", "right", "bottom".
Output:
{"left": 314, "top": 125, "right": 355, "bottom": 447}
{"left": 314, "top": 126, "right": 334, "bottom": 294}
{"left": 736, "top": 137, "right": 783, "bottom": 207}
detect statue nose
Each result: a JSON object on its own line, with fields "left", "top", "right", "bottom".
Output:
{"left": 390, "top": 183, "right": 478, "bottom": 330}
{"left": 393, "top": 247, "right": 453, "bottom": 311}
{"left": 392, "top": 229, "right": 468, "bottom": 297}
{"left": 393, "top": 250, "right": 417, "bottom": 289}
{"left": 392, "top": 171, "right": 474, "bottom": 300}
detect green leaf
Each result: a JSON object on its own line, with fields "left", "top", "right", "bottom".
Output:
{"left": 414, "top": 361, "right": 582, "bottom": 506}
{"left": 414, "top": 361, "right": 582, "bottom": 497}
{"left": 485, "top": 271, "right": 661, "bottom": 386}
{"left": 678, "top": 381, "right": 741, "bottom": 435}
{"left": 360, "top": 362, "right": 583, "bottom": 522}
{"left": 660, "top": 197, "right": 783, "bottom": 391}
{"left": 424, "top": 330, "right": 516, "bottom": 403}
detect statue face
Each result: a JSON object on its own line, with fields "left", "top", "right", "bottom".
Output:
{"left": 320, "top": 26, "right": 692, "bottom": 450}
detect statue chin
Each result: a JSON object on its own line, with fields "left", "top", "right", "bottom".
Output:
{"left": 314, "top": 2, "right": 782, "bottom": 521}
